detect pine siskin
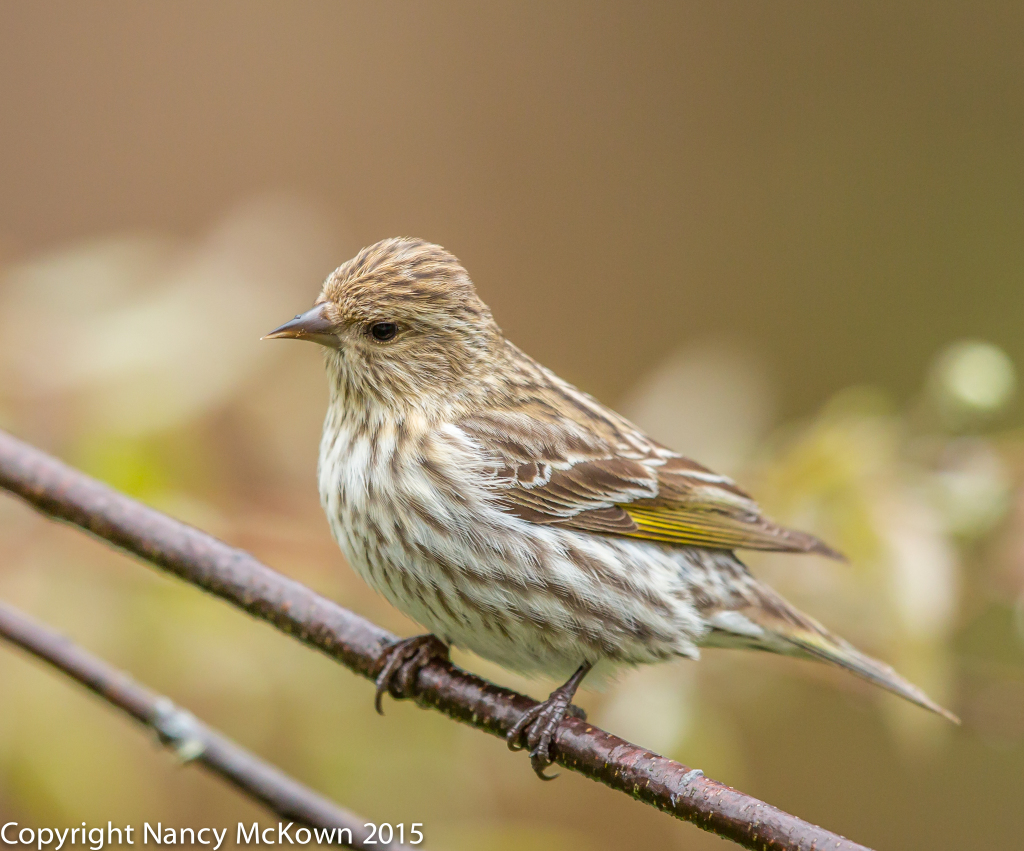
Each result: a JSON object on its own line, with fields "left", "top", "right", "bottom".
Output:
{"left": 266, "top": 237, "right": 957, "bottom": 777}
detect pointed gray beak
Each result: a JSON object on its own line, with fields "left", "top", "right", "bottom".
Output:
{"left": 263, "top": 304, "right": 339, "bottom": 347}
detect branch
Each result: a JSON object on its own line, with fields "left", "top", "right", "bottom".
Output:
{"left": 0, "top": 428, "right": 874, "bottom": 851}
{"left": 0, "top": 601, "right": 412, "bottom": 851}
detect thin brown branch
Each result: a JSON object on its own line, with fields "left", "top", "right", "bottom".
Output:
{"left": 0, "top": 601, "right": 413, "bottom": 851}
{"left": 0, "top": 428, "right": 874, "bottom": 851}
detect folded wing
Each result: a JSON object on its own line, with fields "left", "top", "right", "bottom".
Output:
{"left": 458, "top": 404, "right": 841, "bottom": 559}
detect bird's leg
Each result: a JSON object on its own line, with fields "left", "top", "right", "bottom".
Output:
{"left": 506, "top": 662, "right": 592, "bottom": 779}
{"left": 374, "top": 634, "right": 449, "bottom": 714}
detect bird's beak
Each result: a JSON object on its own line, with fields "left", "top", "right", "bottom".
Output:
{"left": 263, "top": 304, "right": 339, "bottom": 348}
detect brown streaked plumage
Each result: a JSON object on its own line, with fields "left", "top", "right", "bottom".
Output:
{"left": 459, "top": 402, "right": 844, "bottom": 558}
{"left": 266, "top": 237, "right": 958, "bottom": 778}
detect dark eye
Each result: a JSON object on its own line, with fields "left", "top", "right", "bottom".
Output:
{"left": 368, "top": 321, "right": 399, "bottom": 342}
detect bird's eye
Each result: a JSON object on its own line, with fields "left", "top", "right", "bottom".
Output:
{"left": 368, "top": 322, "right": 399, "bottom": 342}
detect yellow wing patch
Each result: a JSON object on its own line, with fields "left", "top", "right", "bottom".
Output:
{"left": 620, "top": 504, "right": 842, "bottom": 558}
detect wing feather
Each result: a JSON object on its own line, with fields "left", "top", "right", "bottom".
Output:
{"left": 458, "top": 399, "right": 842, "bottom": 559}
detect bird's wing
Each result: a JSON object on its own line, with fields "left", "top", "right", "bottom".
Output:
{"left": 457, "top": 403, "right": 842, "bottom": 559}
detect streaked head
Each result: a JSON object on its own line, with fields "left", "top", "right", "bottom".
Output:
{"left": 266, "top": 238, "right": 503, "bottom": 407}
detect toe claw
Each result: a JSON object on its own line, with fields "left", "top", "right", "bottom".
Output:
{"left": 373, "top": 652, "right": 405, "bottom": 715}
{"left": 506, "top": 705, "right": 540, "bottom": 752}
{"left": 527, "top": 737, "right": 557, "bottom": 780}
{"left": 372, "top": 635, "right": 448, "bottom": 715}
{"left": 509, "top": 698, "right": 569, "bottom": 778}
{"left": 529, "top": 749, "right": 559, "bottom": 780}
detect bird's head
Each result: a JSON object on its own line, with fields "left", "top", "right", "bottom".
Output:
{"left": 265, "top": 237, "right": 504, "bottom": 411}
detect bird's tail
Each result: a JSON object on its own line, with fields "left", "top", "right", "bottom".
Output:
{"left": 702, "top": 584, "right": 960, "bottom": 724}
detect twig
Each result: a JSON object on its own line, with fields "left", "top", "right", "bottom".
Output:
{"left": 0, "top": 601, "right": 411, "bottom": 851}
{"left": 0, "top": 428, "right": 874, "bottom": 851}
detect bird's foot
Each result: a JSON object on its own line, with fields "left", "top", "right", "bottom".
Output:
{"left": 374, "top": 634, "right": 449, "bottom": 714}
{"left": 506, "top": 665, "right": 590, "bottom": 780}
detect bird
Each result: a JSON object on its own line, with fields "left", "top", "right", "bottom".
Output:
{"left": 265, "top": 237, "right": 958, "bottom": 778}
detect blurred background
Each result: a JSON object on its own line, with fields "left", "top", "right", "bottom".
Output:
{"left": 1, "top": 3, "right": 1022, "bottom": 849}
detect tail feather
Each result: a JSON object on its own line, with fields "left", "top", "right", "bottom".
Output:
{"left": 780, "top": 623, "right": 960, "bottom": 724}
{"left": 703, "top": 587, "right": 959, "bottom": 724}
